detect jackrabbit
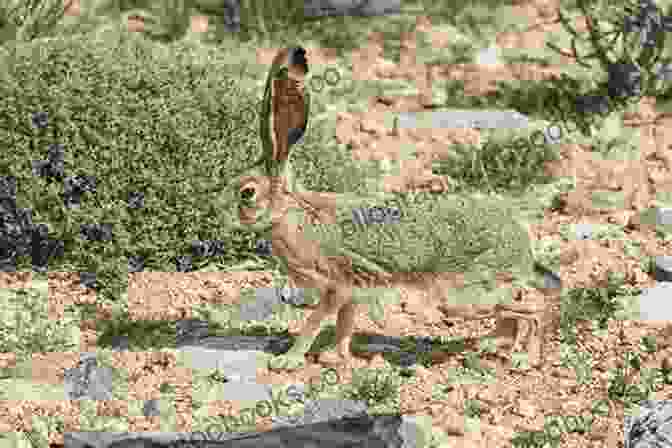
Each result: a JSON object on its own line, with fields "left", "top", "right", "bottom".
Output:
{"left": 224, "top": 47, "right": 557, "bottom": 371}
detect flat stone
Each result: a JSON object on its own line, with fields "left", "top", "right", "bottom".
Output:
{"left": 625, "top": 399, "right": 672, "bottom": 447}
{"left": 302, "top": 398, "right": 370, "bottom": 424}
{"left": 174, "top": 348, "right": 263, "bottom": 381}
{"left": 255, "top": 239, "right": 272, "bottom": 256}
{"left": 235, "top": 287, "right": 283, "bottom": 322}
{"left": 360, "top": 334, "right": 404, "bottom": 346}
{"left": 65, "top": 414, "right": 418, "bottom": 448}
{"left": 573, "top": 223, "right": 595, "bottom": 240}
{"left": 474, "top": 45, "right": 503, "bottom": 67}
{"left": 657, "top": 207, "right": 672, "bottom": 226}
{"left": 142, "top": 398, "right": 161, "bottom": 418}
{"left": 62, "top": 352, "right": 114, "bottom": 401}
{"left": 191, "top": 335, "right": 292, "bottom": 355}
{"left": 637, "top": 283, "right": 672, "bottom": 322}
{"left": 654, "top": 256, "right": 672, "bottom": 282}
{"left": 109, "top": 335, "right": 130, "bottom": 351}
{"left": 355, "top": 343, "right": 402, "bottom": 354}
{"left": 633, "top": 207, "right": 672, "bottom": 230}
{"left": 543, "top": 269, "right": 563, "bottom": 289}
{"left": 277, "top": 286, "right": 311, "bottom": 306}
{"left": 194, "top": 380, "right": 274, "bottom": 408}
{"left": 389, "top": 109, "right": 531, "bottom": 130}
{"left": 174, "top": 318, "right": 211, "bottom": 346}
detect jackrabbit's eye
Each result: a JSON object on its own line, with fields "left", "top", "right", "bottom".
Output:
{"left": 240, "top": 187, "right": 256, "bottom": 202}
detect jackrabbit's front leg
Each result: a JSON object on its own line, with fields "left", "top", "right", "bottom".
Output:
{"left": 268, "top": 286, "right": 342, "bottom": 371}
{"left": 318, "top": 300, "right": 356, "bottom": 366}
{"left": 494, "top": 303, "right": 543, "bottom": 366}
{"left": 268, "top": 301, "right": 324, "bottom": 371}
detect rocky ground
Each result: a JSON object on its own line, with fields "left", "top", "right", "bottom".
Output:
{"left": 1, "top": 0, "right": 672, "bottom": 446}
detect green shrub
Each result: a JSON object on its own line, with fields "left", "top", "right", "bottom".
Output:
{"left": 0, "top": 27, "right": 382, "bottom": 300}
{"left": 0, "top": 280, "right": 79, "bottom": 360}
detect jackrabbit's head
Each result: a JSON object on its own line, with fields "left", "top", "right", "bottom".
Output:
{"left": 225, "top": 46, "right": 310, "bottom": 231}
{"left": 235, "top": 168, "right": 278, "bottom": 227}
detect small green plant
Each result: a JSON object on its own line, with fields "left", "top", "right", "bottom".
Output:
{"left": 640, "top": 255, "right": 656, "bottom": 275}
{"left": 345, "top": 367, "right": 400, "bottom": 406}
{"left": 560, "top": 344, "right": 594, "bottom": 385}
{"left": 640, "top": 335, "right": 658, "bottom": 354}
{"left": 560, "top": 270, "right": 640, "bottom": 344}
{"left": 464, "top": 399, "right": 483, "bottom": 418}
{"left": 511, "top": 428, "right": 560, "bottom": 447}
{"left": 0, "top": 0, "right": 66, "bottom": 44}
{"left": 95, "top": 312, "right": 177, "bottom": 350}
{"left": 512, "top": 413, "right": 595, "bottom": 447}
{"left": 606, "top": 350, "right": 664, "bottom": 407}
{"left": 591, "top": 399, "right": 611, "bottom": 417}
{"left": 159, "top": 382, "right": 175, "bottom": 394}
{"left": 0, "top": 281, "right": 79, "bottom": 360}
{"left": 431, "top": 131, "right": 560, "bottom": 195}
{"left": 207, "top": 369, "right": 229, "bottom": 384}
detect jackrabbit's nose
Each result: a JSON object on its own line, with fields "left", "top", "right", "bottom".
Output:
{"left": 287, "top": 127, "right": 304, "bottom": 146}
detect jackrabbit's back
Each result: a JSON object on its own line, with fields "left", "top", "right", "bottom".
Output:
{"left": 298, "top": 191, "right": 535, "bottom": 280}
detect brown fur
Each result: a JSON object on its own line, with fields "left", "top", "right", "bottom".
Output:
{"left": 238, "top": 176, "right": 544, "bottom": 367}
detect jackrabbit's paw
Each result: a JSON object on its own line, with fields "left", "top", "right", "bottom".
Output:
{"left": 268, "top": 354, "right": 306, "bottom": 371}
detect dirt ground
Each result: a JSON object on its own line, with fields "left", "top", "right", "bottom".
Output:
{"left": 2, "top": 0, "right": 672, "bottom": 446}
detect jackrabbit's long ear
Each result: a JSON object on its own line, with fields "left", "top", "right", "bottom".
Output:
{"left": 196, "top": 47, "right": 310, "bottom": 197}
{"left": 258, "top": 46, "right": 310, "bottom": 179}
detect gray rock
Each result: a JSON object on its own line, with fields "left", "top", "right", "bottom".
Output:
{"left": 109, "top": 335, "right": 130, "bottom": 351}
{"left": 175, "top": 348, "right": 261, "bottom": 381}
{"left": 638, "top": 283, "right": 672, "bottom": 321}
{"left": 64, "top": 431, "right": 109, "bottom": 448}
{"left": 656, "top": 207, "right": 672, "bottom": 226}
{"left": 192, "top": 335, "right": 292, "bottom": 355}
{"left": 174, "top": 318, "right": 210, "bottom": 346}
{"left": 362, "top": 334, "right": 403, "bottom": 346}
{"left": 396, "top": 352, "right": 419, "bottom": 368}
{"left": 142, "top": 399, "right": 161, "bottom": 418}
{"left": 359, "top": 343, "right": 402, "bottom": 354}
{"left": 63, "top": 353, "right": 113, "bottom": 401}
{"left": 397, "top": 415, "right": 430, "bottom": 448}
{"left": 128, "top": 255, "right": 144, "bottom": 272}
{"left": 573, "top": 223, "right": 595, "bottom": 240}
{"left": 303, "top": 398, "right": 370, "bottom": 424}
{"left": 236, "top": 287, "right": 283, "bottom": 321}
{"left": 214, "top": 381, "right": 274, "bottom": 406}
{"left": 0, "top": 175, "right": 16, "bottom": 199}
{"left": 255, "top": 239, "right": 272, "bottom": 257}
{"left": 543, "top": 269, "right": 563, "bottom": 289}
{"left": 654, "top": 256, "right": 672, "bottom": 282}
{"left": 271, "top": 396, "right": 369, "bottom": 429}
{"left": 66, "top": 414, "right": 423, "bottom": 448}
{"left": 625, "top": 400, "right": 672, "bottom": 448}
{"left": 277, "top": 286, "right": 309, "bottom": 306}
{"left": 474, "top": 45, "right": 502, "bottom": 67}
{"left": 65, "top": 432, "right": 175, "bottom": 448}
{"left": 394, "top": 109, "right": 530, "bottom": 130}
{"left": 222, "top": 0, "right": 241, "bottom": 30}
